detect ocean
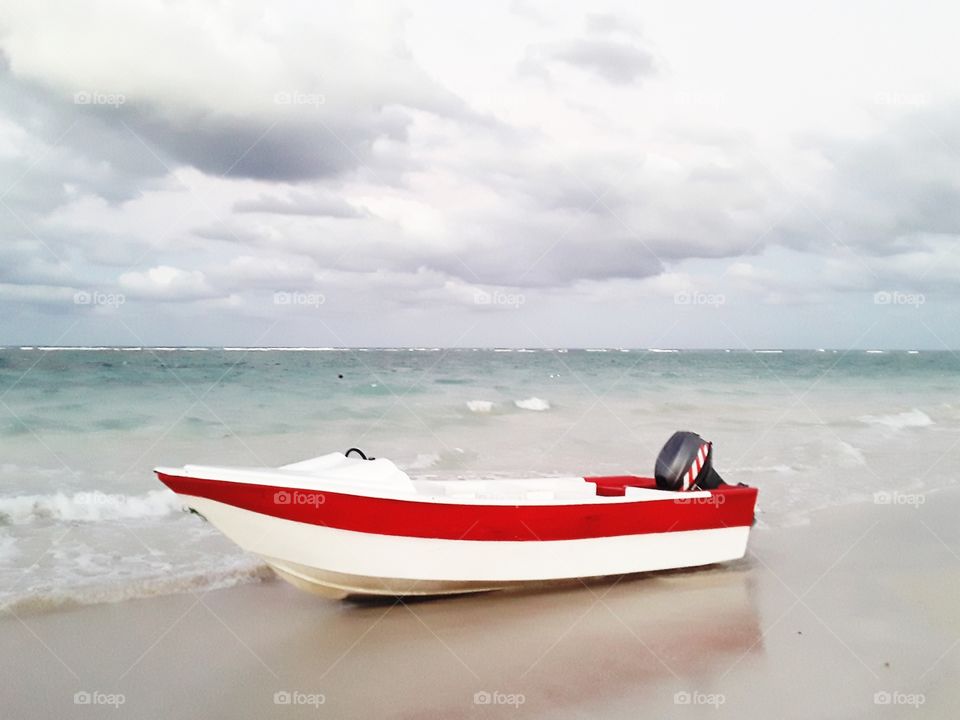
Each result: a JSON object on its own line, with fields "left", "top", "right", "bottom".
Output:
{"left": 1, "top": 347, "right": 957, "bottom": 612}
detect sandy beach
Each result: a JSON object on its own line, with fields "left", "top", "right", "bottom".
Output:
{"left": 3, "top": 488, "right": 957, "bottom": 719}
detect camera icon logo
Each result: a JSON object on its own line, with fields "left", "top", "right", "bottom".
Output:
{"left": 873, "top": 491, "right": 891, "bottom": 505}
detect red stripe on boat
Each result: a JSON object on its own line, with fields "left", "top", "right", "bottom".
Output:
{"left": 157, "top": 472, "right": 758, "bottom": 542}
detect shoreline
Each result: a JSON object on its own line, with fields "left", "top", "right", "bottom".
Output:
{"left": 4, "top": 492, "right": 959, "bottom": 718}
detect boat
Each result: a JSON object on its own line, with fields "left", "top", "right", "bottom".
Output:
{"left": 154, "top": 432, "right": 758, "bottom": 599}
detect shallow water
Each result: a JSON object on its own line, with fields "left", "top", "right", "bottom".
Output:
{"left": 1, "top": 347, "right": 957, "bottom": 610}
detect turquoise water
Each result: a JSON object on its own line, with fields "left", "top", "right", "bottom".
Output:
{"left": 1, "top": 347, "right": 958, "bottom": 610}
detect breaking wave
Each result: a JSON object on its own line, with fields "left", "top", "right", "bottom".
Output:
{"left": 403, "top": 453, "right": 442, "bottom": 470}
{"left": 0, "top": 490, "right": 182, "bottom": 526}
{"left": 514, "top": 397, "right": 551, "bottom": 411}
{"left": 0, "top": 557, "right": 273, "bottom": 615}
{"left": 466, "top": 400, "right": 494, "bottom": 413}
{"left": 858, "top": 409, "right": 934, "bottom": 431}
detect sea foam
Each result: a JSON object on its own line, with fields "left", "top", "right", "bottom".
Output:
{"left": 0, "top": 489, "right": 182, "bottom": 525}
{"left": 466, "top": 400, "right": 494, "bottom": 413}
{"left": 0, "top": 556, "right": 273, "bottom": 615}
{"left": 858, "top": 409, "right": 934, "bottom": 431}
{"left": 404, "top": 453, "right": 442, "bottom": 470}
{"left": 515, "top": 397, "right": 550, "bottom": 411}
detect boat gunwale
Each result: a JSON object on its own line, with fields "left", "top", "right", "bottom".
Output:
{"left": 154, "top": 467, "right": 755, "bottom": 508}
{"left": 156, "top": 471, "right": 758, "bottom": 542}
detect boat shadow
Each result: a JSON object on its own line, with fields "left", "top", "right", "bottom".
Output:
{"left": 344, "top": 557, "right": 754, "bottom": 607}
{"left": 291, "top": 560, "right": 765, "bottom": 718}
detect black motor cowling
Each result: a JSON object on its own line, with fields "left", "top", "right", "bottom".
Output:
{"left": 655, "top": 431, "right": 725, "bottom": 491}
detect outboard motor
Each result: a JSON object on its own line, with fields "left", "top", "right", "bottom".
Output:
{"left": 655, "top": 431, "right": 725, "bottom": 491}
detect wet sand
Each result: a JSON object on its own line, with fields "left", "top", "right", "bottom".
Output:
{"left": 3, "top": 490, "right": 959, "bottom": 719}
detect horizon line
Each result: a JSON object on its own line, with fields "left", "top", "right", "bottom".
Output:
{"left": 1, "top": 346, "right": 943, "bottom": 352}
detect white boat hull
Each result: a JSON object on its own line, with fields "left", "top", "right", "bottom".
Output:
{"left": 183, "top": 495, "right": 751, "bottom": 598}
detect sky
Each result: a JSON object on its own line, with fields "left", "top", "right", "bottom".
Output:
{"left": 0, "top": 0, "right": 958, "bottom": 349}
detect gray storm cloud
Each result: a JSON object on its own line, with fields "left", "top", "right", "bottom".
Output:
{"left": 0, "top": 0, "right": 957, "bottom": 348}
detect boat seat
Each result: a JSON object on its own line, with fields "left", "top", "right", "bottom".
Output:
{"left": 623, "top": 486, "right": 671, "bottom": 500}
{"left": 584, "top": 476, "right": 657, "bottom": 496}
{"left": 182, "top": 453, "right": 419, "bottom": 493}
{"left": 278, "top": 453, "right": 416, "bottom": 491}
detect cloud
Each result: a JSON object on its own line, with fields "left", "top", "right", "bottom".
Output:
{"left": 0, "top": 241, "right": 72, "bottom": 286}
{"left": 118, "top": 266, "right": 216, "bottom": 301}
{"left": 0, "top": 282, "right": 74, "bottom": 306}
{"left": 769, "top": 102, "right": 960, "bottom": 296}
{"left": 215, "top": 255, "right": 319, "bottom": 290}
{"left": 233, "top": 190, "right": 366, "bottom": 217}
{"left": 0, "top": 2, "right": 472, "bottom": 183}
{"left": 519, "top": 14, "right": 656, "bottom": 86}
{"left": 0, "top": 1, "right": 958, "bottom": 348}
{"left": 543, "top": 38, "right": 656, "bottom": 85}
